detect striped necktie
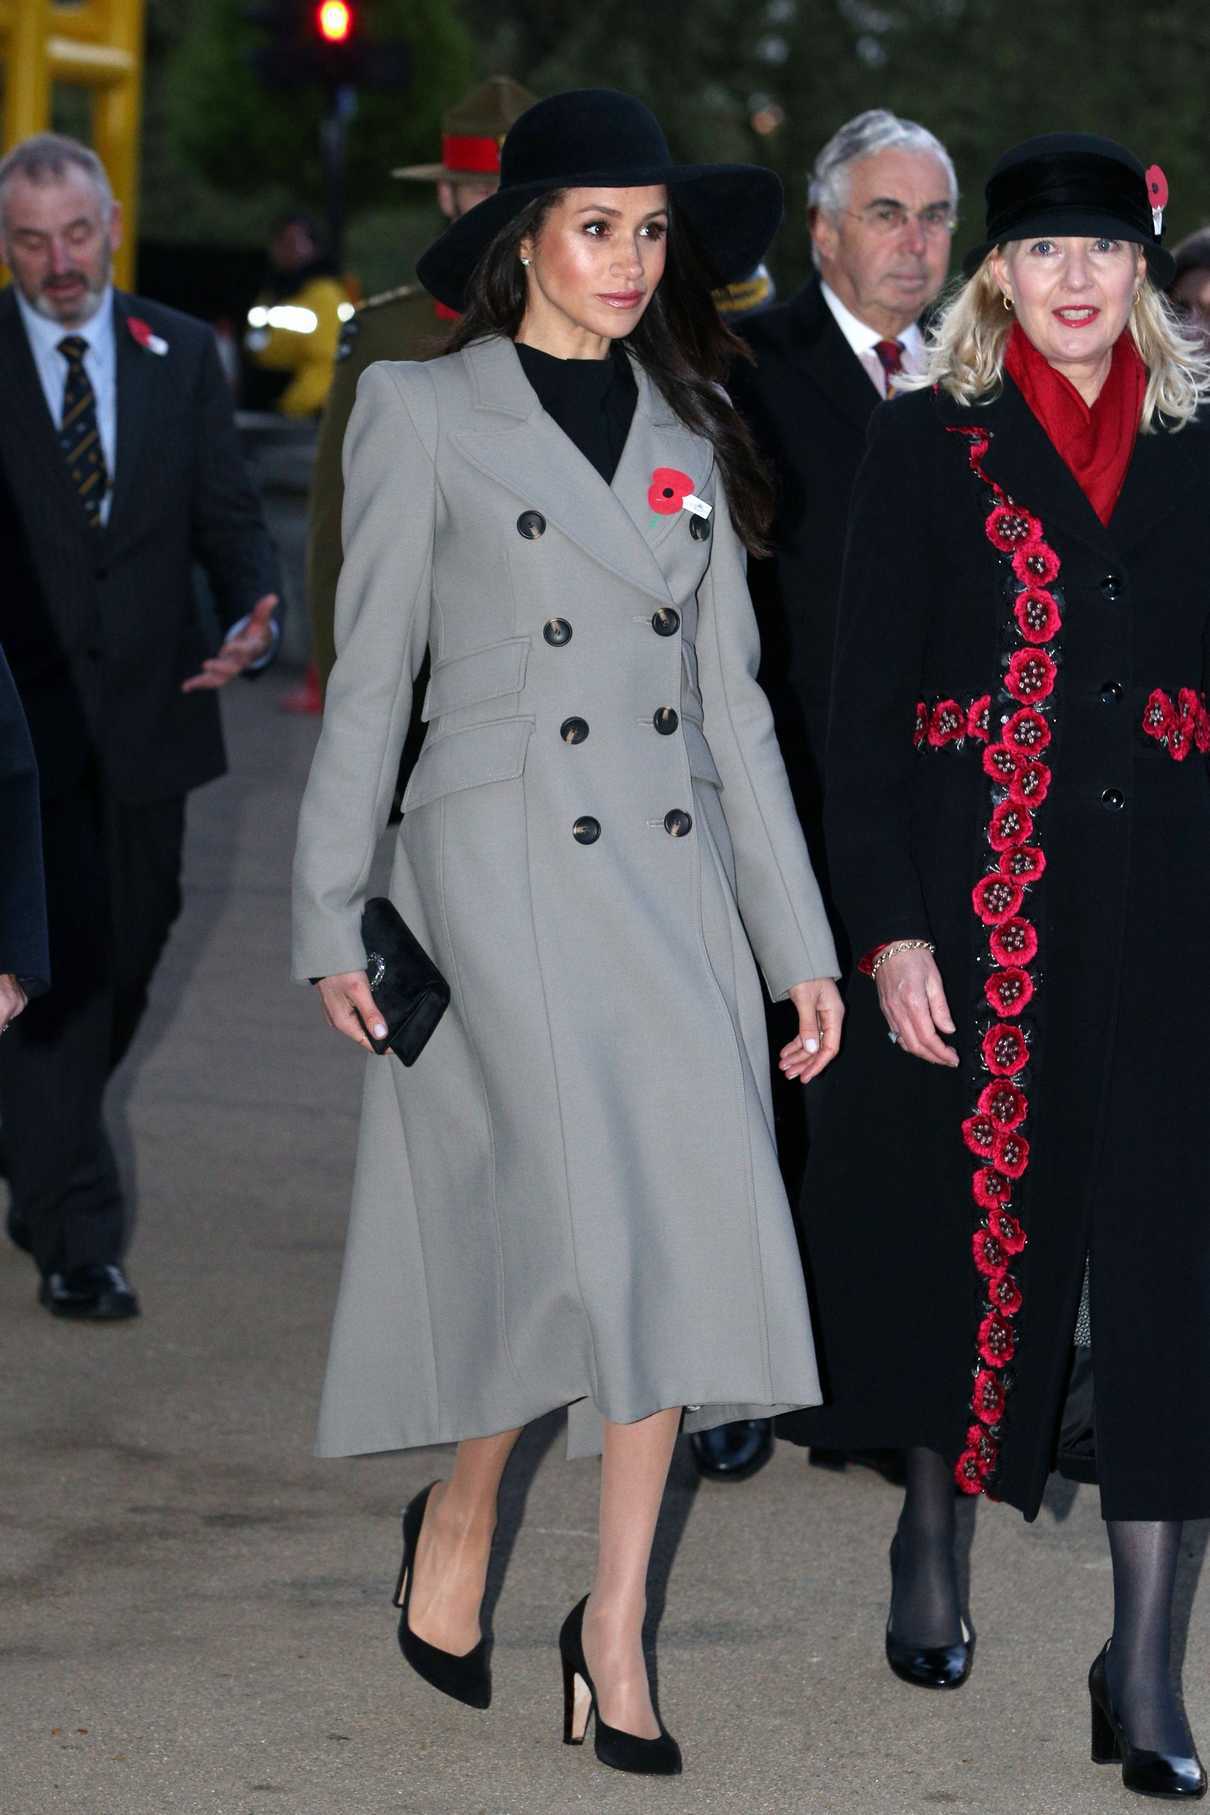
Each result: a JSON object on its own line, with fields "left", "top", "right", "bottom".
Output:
{"left": 873, "top": 338, "right": 905, "bottom": 398}
{"left": 57, "top": 334, "right": 109, "bottom": 527}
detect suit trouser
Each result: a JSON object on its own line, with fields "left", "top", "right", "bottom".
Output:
{"left": 0, "top": 776, "right": 185, "bottom": 1276}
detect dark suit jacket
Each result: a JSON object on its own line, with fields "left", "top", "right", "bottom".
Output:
{"left": 0, "top": 643, "right": 49, "bottom": 994}
{"left": 0, "top": 289, "right": 279, "bottom": 803}
{"left": 729, "top": 277, "right": 881, "bottom": 821}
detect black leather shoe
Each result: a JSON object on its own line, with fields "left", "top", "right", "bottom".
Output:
{"left": 1090, "top": 1643, "right": 1207, "bottom": 1798}
{"left": 885, "top": 1533, "right": 975, "bottom": 1690}
{"left": 689, "top": 1419, "right": 774, "bottom": 1482}
{"left": 38, "top": 1264, "right": 140, "bottom": 1320}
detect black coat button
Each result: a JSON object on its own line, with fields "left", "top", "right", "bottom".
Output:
{"left": 689, "top": 515, "right": 710, "bottom": 541}
{"left": 1099, "top": 573, "right": 1122, "bottom": 601}
{"left": 561, "top": 717, "right": 589, "bottom": 744}
{"left": 517, "top": 510, "right": 546, "bottom": 540}
{"left": 651, "top": 607, "right": 680, "bottom": 637}
{"left": 664, "top": 809, "right": 692, "bottom": 837}
{"left": 653, "top": 707, "right": 679, "bottom": 735}
{"left": 1100, "top": 680, "right": 1124, "bottom": 704}
{"left": 543, "top": 618, "right": 572, "bottom": 647}
{"left": 1101, "top": 787, "right": 1125, "bottom": 811}
{"left": 572, "top": 816, "right": 601, "bottom": 844}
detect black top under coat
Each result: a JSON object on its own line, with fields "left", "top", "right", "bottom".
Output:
{"left": 515, "top": 340, "right": 637, "bottom": 485}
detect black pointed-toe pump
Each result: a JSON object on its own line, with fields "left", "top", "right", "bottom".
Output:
{"left": 885, "top": 1533, "right": 976, "bottom": 1690}
{"left": 1089, "top": 1644, "right": 1207, "bottom": 1799}
{"left": 559, "top": 1596, "right": 682, "bottom": 1776}
{"left": 392, "top": 1482, "right": 491, "bottom": 1709}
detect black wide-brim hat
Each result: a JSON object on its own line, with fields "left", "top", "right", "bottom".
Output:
{"left": 962, "top": 132, "right": 1174, "bottom": 286}
{"left": 416, "top": 88, "right": 783, "bottom": 312}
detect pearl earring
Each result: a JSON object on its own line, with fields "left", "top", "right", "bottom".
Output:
{"left": 520, "top": 256, "right": 531, "bottom": 267}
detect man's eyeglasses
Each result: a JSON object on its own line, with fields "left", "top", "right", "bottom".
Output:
{"left": 845, "top": 202, "right": 957, "bottom": 238}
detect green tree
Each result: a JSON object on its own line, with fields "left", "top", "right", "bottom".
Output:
{"left": 165, "top": 0, "right": 477, "bottom": 213}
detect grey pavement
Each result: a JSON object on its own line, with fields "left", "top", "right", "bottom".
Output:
{"left": 2, "top": 671, "right": 1206, "bottom": 1815}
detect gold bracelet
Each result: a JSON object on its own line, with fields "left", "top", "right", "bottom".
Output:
{"left": 870, "top": 939, "right": 935, "bottom": 979}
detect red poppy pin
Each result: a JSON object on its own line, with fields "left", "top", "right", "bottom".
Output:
{"left": 1146, "top": 165, "right": 1168, "bottom": 236}
{"left": 647, "top": 466, "right": 711, "bottom": 521}
{"left": 127, "top": 315, "right": 168, "bottom": 356}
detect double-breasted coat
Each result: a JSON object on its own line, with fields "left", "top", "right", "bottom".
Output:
{"left": 292, "top": 335, "right": 839, "bottom": 1459}
{"left": 780, "top": 375, "right": 1210, "bottom": 1522}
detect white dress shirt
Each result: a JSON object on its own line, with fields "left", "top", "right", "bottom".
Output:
{"left": 820, "top": 280, "right": 925, "bottom": 398}
{"left": 16, "top": 284, "right": 117, "bottom": 525}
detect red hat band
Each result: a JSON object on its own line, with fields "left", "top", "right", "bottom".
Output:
{"left": 442, "top": 133, "right": 502, "bottom": 176}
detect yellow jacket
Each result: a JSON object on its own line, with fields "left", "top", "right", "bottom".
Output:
{"left": 245, "top": 273, "right": 346, "bottom": 418}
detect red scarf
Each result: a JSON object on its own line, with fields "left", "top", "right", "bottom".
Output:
{"left": 1004, "top": 321, "right": 1146, "bottom": 525}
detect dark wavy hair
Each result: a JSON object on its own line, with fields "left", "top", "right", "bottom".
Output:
{"left": 444, "top": 193, "right": 774, "bottom": 555}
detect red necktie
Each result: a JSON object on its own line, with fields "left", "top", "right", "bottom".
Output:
{"left": 873, "top": 338, "right": 905, "bottom": 397}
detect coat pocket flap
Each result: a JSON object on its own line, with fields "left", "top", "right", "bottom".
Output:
{"left": 421, "top": 638, "right": 530, "bottom": 721}
{"left": 402, "top": 717, "right": 534, "bottom": 813}
{"left": 683, "top": 719, "right": 724, "bottom": 790}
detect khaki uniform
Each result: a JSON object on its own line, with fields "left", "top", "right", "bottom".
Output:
{"left": 306, "top": 284, "right": 454, "bottom": 684}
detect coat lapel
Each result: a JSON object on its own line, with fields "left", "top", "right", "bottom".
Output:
{"left": 453, "top": 337, "right": 704, "bottom": 604}
{"left": 792, "top": 281, "right": 881, "bottom": 433}
{"left": 105, "top": 292, "right": 156, "bottom": 546}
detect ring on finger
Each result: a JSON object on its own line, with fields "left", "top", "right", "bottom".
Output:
{"left": 887, "top": 1030, "right": 900, "bottom": 1045}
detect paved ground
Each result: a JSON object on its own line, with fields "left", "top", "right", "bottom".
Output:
{"left": 3, "top": 671, "right": 1206, "bottom": 1815}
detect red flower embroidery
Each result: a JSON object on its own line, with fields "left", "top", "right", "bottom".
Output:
{"left": 982, "top": 1021, "right": 1028, "bottom": 1076}
{"left": 972, "top": 1228, "right": 1008, "bottom": 1277}
{"left": 928, "top": 699, "right": 967, "bottom": 746}
{"left": 1143, "top": 688, "right": 1175, "bottom": 742}
{"left": 955, "top": 1448, "right": 985, "bottom": 1493}
{"left": 988, "top": 917, "right": 1038, "bottom": 969}
{"left": 982, "top": 742, "right": 1022, "bottom": 784}
{"left": 986, "top": 504, "right": 1041, "bottom": 552}
{"left": 973, "top": 873, "right": 1024, "bottom": 925}
{"left": 988, "top": 1204, "right": 1027, "bottom": 1254}
{"left": 977, "top": 1079, "right": 1028, "bottom": 1128}
{"left": 987, "top": 800, "right": 1034, "bottom": 852}
{"left": 1005, "top": 648, "right": 1057, "bottom": 705}
{"left": 1012, "top": 539, "right": 1061, "bottom": 586}
{"left": 998, "top": 845, "right": 1045, "bottom": 883}
{"left": 1013, "top": 588, "right": 1063, "bottom": 645}
{"left": 647, "top": 467, "right": 694, "bottom": 515}
{"left": 993, "top": 1129, "right": 1030, "bottom": 1178}
{"left": 1198, "top": 703, "right": 1210, "bottom": 755}
{"left": 962, "top": 1113, "right": 998, "bottom": 1159}
{"left": 967, "top": 695, "right": 992, "bottom": 742}
{"left": 1004, "top": 707, "right": 1052, "bottom": 754}
{"left": 973, "top": 1166, "right": 1013, "bottom": 1209}
{"left": 913, "top": 701, "right": 928, "bottom": 749}
{"left": 984, "top": 967, "right": 1034, "bottom": 1017}
{"left": 964, "top": 1422, "right": 1001, "bottom": 1475}
{"left": 978, "top": 1309, "right": 1017, "bottom": 1367}
{"left": 988, "top": 1270, "right": 1023, "bottom": 1316}
{"left": 971, "top": 1366, "right": 1006, "bottom": 1425}
{"left": 1008, "top": 759, "right": 1052, "bottom": 809}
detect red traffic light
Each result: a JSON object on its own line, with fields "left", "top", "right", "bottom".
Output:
{"left": 316, "top": 0, "right": 353, "bottom": 41}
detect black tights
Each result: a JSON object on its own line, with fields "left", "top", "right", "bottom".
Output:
{"left": 894, "top": 1450, "right": 1193, "bottom": 1751}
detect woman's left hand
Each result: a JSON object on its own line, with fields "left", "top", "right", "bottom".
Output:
{"left": 779, "top": 978, "right": 845, "bottom": 1084}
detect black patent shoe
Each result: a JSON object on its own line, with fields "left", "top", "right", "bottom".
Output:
{"left": 393, "top": 1482, "right": 491, "bottom": 1709}
{"left": 689, "top": 1419, "right": 773, "bottom": 1482}
{"left": 1089, "top": 1644, "right": 1207, "bottom": 1799}
{"left": 39, "top": 1264, "right": 139, "bottom": 1320}
{"left": 885, "top": 1533, "right": 975, "bottom": 1690}
{"left": 559, "top": 1596, "right": 682, "bottom": 1775}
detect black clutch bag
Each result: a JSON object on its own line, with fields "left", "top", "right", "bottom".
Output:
{"left": 358, "top": 896, "right": 450, "bottom": 1065}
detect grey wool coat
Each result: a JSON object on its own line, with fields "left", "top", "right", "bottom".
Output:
{"left": 292, "top": 334, "right": 839, "bottom": 1458}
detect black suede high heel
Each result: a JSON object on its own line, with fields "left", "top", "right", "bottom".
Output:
{"left": 559, "top": 1596, "right": 682, "bottom": 1775}
{"left": 1089, "top": 1643, "right": 1206, "bottom": 1799}
{"left": 392, "top": 1482, "right": 491, "bottom": 1709}
{"left": 885, "top": 1532, "right": 975, "bottom": 1690}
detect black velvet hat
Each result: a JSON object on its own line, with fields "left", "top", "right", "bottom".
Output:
{"left": 416, "top": 88, "right": 783, "bottom": 311}
{"left": 962, "top": 132, "right": 1174, "bottom": 285}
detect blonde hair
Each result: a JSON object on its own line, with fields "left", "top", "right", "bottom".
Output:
{"left": 912, "top": 251, "right": 1210, "bottom": 431}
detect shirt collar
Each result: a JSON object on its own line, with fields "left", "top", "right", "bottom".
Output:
{"left": 819, "top": 279, "right": 925, "bottom": 363}
{"left": 15, "top": 283, "right": 114, "bottom": 363}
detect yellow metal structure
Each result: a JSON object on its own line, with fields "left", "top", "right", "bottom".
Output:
{"left": 0, "top": 0, "right": 146, "bottom": 288}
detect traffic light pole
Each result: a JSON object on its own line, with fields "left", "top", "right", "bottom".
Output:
{"left": 320, "top": 83, "right": 356, "bottom": 272}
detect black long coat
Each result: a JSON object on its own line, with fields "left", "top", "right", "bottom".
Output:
{"left": 0, "top": 644, "right": 48, "bottom": 995}
{"left": 781, "top": 374, "right": 1210, "bottom": 1522}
